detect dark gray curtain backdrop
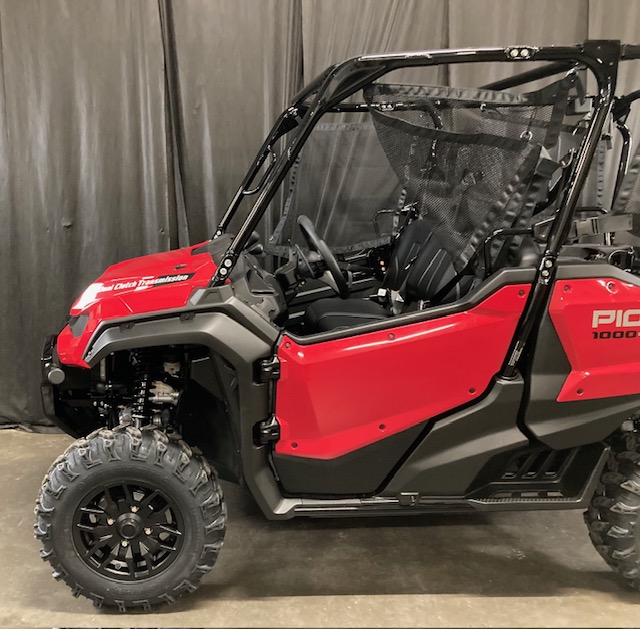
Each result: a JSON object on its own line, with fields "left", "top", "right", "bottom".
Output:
{"left": 0, "top": 0, "right": 172, "bottom": 428}
{"left": 0, "top": 0, "right": 638, "bottom": 427}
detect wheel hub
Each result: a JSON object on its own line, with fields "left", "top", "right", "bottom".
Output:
{"left": 73, "top": 481, "right": 184, "bottom": 581}
{"left": 116, "top": 513, "right": 143, "bottom": 540}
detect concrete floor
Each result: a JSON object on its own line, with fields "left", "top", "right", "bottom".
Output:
{"left": 1, "top": 431, "right": 640, "bottom": 628}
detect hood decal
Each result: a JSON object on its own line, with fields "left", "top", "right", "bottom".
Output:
{"left": 134, "top": 272, "right": 196, "bottom": 288}
{"left": 97, "top": 273, "right": 196, "bottom": 294}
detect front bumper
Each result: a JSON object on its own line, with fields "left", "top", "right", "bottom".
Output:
{"left": 41, "top": 335, "right": 59, "bottom": 418}
{"left": 41, "top": 334, "right": 79, "bottom": 437}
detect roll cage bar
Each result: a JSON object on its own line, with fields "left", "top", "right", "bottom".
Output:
{"left": 208, "top": 40, "right": 639, "bottom": 378}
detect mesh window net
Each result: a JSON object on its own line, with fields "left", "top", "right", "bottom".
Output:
{"left": 267, "top": 72, "right": 584, "bottom": 272}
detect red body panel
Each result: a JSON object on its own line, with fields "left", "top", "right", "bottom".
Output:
{"left": 274, "top": 284, "right": 530, "bottom": 459}
{"left": 57, "top": 244, "right": 216, "bottom": 367}
{"left": 550, "top": 277, "right": 640, "bottom": 402}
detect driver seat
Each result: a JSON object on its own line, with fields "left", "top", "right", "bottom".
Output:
{"left": 304, "top": 219, "right": 467, "bottom": 333}
{"left": 304, "top": 297, "right": 394, "bottom": 332}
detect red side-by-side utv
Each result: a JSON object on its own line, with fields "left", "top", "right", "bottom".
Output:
{"left": 35, "top": 40, "right": 640, "bottom": 610}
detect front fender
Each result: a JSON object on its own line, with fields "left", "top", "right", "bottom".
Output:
{"left": 85, "top": 311, "right": 272, "bottom": 371}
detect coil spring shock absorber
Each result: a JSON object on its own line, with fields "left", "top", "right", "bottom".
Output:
{"left": 130, "top": 350, "right": 152, "bottom": 426}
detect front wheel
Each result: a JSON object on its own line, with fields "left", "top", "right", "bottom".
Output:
{"left": 584, "top": 430, "right": 640, "bottom": 591}
{"left": 34, "top": 426, "right": 226, "bottom": 611}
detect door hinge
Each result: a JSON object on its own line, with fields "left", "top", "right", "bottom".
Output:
{"left": 255, "top": 416, "right": 281, "bottom": 445}
{"left": 258, "top": 356, "right": 280, "bottom": 383}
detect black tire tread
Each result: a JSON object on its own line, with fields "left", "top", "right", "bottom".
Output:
{"left": 34, "top": 425, "right": 226, "bottom": 611}
{"left": 584, "top": 431, "right": 640, "bottom": 588}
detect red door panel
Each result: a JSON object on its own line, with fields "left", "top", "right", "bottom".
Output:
{"left": 549, "top": 277, "right": 640, "bottom": 402}
{"left": 274, "top": 284, "right": 530, "bottom": 459}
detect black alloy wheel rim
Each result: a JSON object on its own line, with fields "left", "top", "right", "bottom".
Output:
{"left": 71, "top": 481, "right": 184, "bottom": 581}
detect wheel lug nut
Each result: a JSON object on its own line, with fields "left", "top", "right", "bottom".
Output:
{"left": 107, "top": 518, "right": 115, "bottom": 526}
{"left": 130, "top": 505, "right": 139, "bottom": 513}
{"left": 144, "top": 527, "right": 152, "bottom": 535}
{"left": 121, "top": 540, "right": 129, "bottom": 547}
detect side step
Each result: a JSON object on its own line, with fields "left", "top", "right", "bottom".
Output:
{"left": 467, "top": 442, "right": 607, "bottom": 508}
{"left": 287, "top": 444, "right": 609, "bottom": 518}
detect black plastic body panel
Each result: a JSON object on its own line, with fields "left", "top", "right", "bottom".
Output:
{"left": 180, "top": 359, "right": 241, "bottom": 483}
{"left": 467, "top": 441, "right": 606, "bottom": 499}
{"left": 287, "top": 442, "right": 609, "bottom": 517}
{"left": 273, "top": 423, "right": 425, "bottom": 496}
{"left": 555, "top": 258, "right": 640, "bottom": 283}
{"left": 382, "top": 377, "right": 528, "bottom": 497}
{"left": 82, "top": 284, "right": 280, "bottom": 364}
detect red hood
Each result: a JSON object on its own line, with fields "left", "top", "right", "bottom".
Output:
{"left": 58, "top": 243, "right": 217, "bottom": 367}
{"left": 70, "top": 243, "right": 216, "bottom": 317}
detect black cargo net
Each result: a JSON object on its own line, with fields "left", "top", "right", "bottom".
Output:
{"left": 363, "top": 75, "right": 578, "bottom": 271}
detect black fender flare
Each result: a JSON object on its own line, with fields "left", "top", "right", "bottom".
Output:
{"left": 86, "top": 311, "right": 272, "bottom": 370}
{"left": 85, "top": 311, "right": 288, "bottom": 518}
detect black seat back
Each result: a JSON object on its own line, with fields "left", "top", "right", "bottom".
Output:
{"left": 404, "top": 233, "right": 475, "bottom": 305}
{"left": 383, "top": 218, "right": 432, "bottom": 290}
{"left": 382, "top": 217, "right": 475, "bottom": 306}
{"left": 386, "top": 217, "right": 540, "bottom": 308}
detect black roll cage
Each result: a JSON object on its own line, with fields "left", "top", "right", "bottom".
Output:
{"left": 211, "top": 41, "right": 639, "bottom": 282}
{"left": 208, "top": 40, "right": 639, "bottom": 376}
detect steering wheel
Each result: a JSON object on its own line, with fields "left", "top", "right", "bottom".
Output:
{"left": 297, "top": 215, "right": 350, "bottom": 299}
